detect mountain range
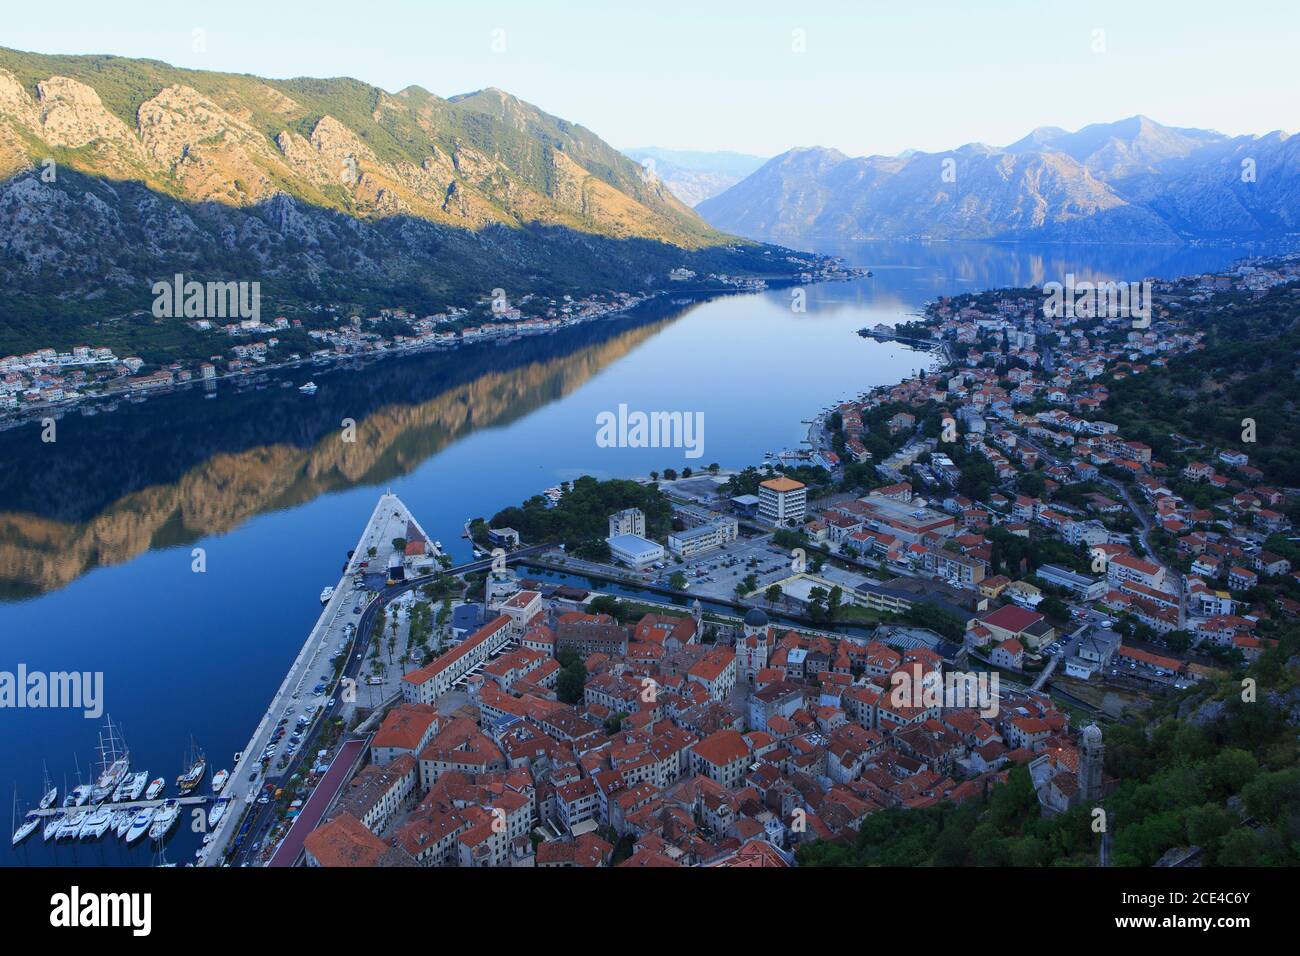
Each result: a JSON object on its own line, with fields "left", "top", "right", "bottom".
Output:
{"left": 0, "top": 47, "right": 783, "bottom": 354}
{"left": 697, "top": 116, "right": 1300, "bottom": 244}
{"left": 622, "top": 147, "right": 767, "bottom": 206}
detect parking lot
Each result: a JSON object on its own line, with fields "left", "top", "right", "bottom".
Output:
{"left": 651, "top": 535, "right": 799, "bottom": 601}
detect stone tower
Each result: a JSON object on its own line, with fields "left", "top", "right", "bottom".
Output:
{"left": 1079, "top": 723, "right": 1104, "bottom": 803}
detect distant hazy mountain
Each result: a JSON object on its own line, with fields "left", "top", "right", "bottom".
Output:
{"left": 624, "top": 147, "right": 767, "bottom": 206}
{"left": 697, "top": 117, "right": 1300, "bottom": 243}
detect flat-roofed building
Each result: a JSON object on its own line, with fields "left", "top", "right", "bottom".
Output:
{"left": 668, "top": 517, "right": 738, "bottom": 559}
{"left": 607, "top": 533, "right": 665, "bottom": 569}
{"left": 1036, "top": 564, "right": 1106, "bottom": 601}
{"left": 759, "top": 477, "right": 807, "bottom": 527}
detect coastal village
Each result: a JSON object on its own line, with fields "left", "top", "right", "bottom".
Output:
{"left": 265, "top": 254, "right": 1300, "bottom": 868}
{"left": 0, "top": 253, "right": 854, "bottom": 422}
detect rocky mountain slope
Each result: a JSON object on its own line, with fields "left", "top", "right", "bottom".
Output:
{"left": 697, "top": 117, "right": 1299, "bottom": 244}
{"left": 0, "top": 47, "right": 778, "bottom": 350}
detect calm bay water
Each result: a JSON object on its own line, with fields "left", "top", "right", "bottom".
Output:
{"left": 0, "top": 239, "right": 1252, "bottom": 865}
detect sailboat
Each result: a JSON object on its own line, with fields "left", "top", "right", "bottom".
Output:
{"left": 114, "top": 808, "right": 134, "bottom": 839}
{"left": 42, "top": 812, "right": 64, "bottom": 841}
{"left": 90, "top": 717, "right": 130, "bottom": 804}
{"left": 148, "top": 799, "right": 180, "bottom": 841}
{"left": 11, "top": 789, "right": 38, "bottom": 846}
{"left": 108, "top": 809, "right": 131, "bottom": 838}
{"left": 175, "top": 738, "right": 206, "bottom": 795}
{"left": 38, "top": 763, "right": 58, "bottom": 810}
{"left": 63, "top": 756, "right": 91, "bottom": 808}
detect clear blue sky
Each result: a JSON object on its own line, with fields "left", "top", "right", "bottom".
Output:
{"left": 6, "top": 0, "right": 1296, "bottom": 158}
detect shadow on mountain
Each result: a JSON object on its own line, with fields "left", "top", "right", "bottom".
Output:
{"left": 0, "top": 165, "right": 788, "bottom": 355}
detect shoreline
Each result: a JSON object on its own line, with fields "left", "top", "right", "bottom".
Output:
{"left": 0, "top": 271, "right": 857, "bottom": 431}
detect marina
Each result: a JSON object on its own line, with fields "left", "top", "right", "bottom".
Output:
{"left": 26, "top": 796, "right": 212, "bottom": 820}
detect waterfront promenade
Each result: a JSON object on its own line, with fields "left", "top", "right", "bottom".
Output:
{"left": 202, "top": 492, "right": 418, "bottom": 864}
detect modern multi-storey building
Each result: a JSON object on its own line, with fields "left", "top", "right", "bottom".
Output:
{"left": 608, "top": 508, "right": 646, "bottom": 538}
{"left": 758, "top": 476, "right": 807, "bottom": 527}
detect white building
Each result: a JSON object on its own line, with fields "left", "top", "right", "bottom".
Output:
{"left": 607, "top": 533, "right": 665, "bottom": 569}
{"left": 667, "top": 516, "right": 738, "bottom": 559}
{"left": 758, "top": 477, "right": 807, "bottom": 527}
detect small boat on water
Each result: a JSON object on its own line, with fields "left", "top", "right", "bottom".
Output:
{"left": 66, "top": 785, "right": 92, "bottom": 807}
{"left": 109, "top": 809, "right": 131, "bottom": 838}
{"left": 12, "top": 815, "right": 38, "bottom": 847}
{"left": 43, "top": 813, "right": 64, "bottom": 841}
{"left": 145, "top": 778, "right": 165, "bottom": 800}
{"left": 57, "top": 810, "right": 85, "bottom": 840}
{"left": 148, "top": 800, "right": 180, "bottom": 841}
{"left": 176, "top": 739, "right": 206, "bottom": 796}
{"left": 78, "top": 805, "right": 112, "bottom": 840}
{"left": 113, "top": 770, "right": 149, "bottom": 803}
{"left": 39, "top": 764, "right": 58, "bottom": 810}
{"left": 207, "top": 797, "right": 229, "bottom": 829}
{"left": 11, "top": 789, "right": 38, "bottom": 846}
{"left": 115, "top": 809, "right": 134, "bottom": 839}
{"left": 211, "top": 769, "right": 230, "bottom": 793}
{"left": 125, "top": 807, "right": 154, "bottom": 845}
{"left": 320, "top": 586, "right": 335, "bottom": 605}
{"left": 299, "top": 381, "right": 318, "bottom": 394}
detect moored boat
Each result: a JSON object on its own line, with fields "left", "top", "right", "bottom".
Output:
{"left": 125, "top": 807, "right": 154, "bottom": 845}
{"left": 43, "top": 813, "right": 63, "bottom": 841}
{"left": 109, "top": 809, "right": 131, "bottom": 838}
{"left": 57, "top": 810, "right": 85, "bottom": 839}
{"left": 38, "top": 764, "right": 57, "bottom": 810}
{"left": 90, "top": 717, "right": 130, "bottom": 804}
{"left": 207, "top": 797, "right": 229, "bottom": 829}
{"left": 176, "top": 739, "right": 206, "bottom": 795}
{"left": 148, "top": 800, "right": 180, "bottom": 841}
{"left": 11, "top": 790, "right": 38, "bottom": 846}
{"left": 144, "top": 777, "right": 165, "bottom": 800}
{"left": 211, "top": 769, "right": 230, "bottom": 793}
{"left": 77, "top": 806, "right": 112, "bottom": 839}
{"left": 12, "top": 815, "right": 38, "bottom": 846}
{"left": 114, "top": 770, "right": 149, "bottom": 803}
{"left": 320, "top": 585, "right": 335, "bottom": 604}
